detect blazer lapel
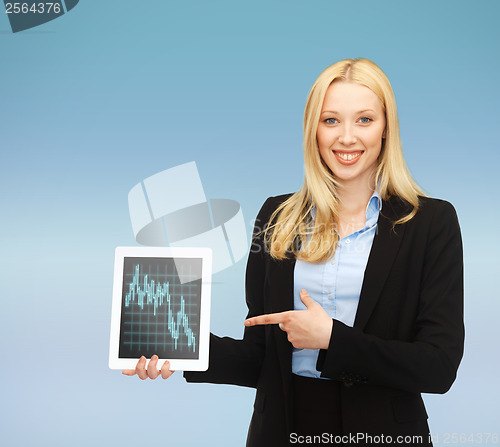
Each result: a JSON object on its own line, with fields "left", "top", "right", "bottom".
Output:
{"left": 354, "top": 196, "right": 407, "bottom": 330}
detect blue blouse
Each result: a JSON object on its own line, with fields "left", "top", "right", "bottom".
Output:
{"left": 292, "top": 189, "right": 382, "bottom": 378}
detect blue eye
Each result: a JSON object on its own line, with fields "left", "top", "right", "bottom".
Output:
{"left": 325, "top": 118, "right": 338, "bottom": 124}
{"left": 359, "top": 117, "right": 372, "bottom": 124}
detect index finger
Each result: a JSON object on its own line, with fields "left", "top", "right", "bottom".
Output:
{"left": 244, "top": 312, "right": 289, "bottom": 327}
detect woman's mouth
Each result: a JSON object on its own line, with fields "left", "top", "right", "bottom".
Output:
{"left": 333, "top": 151, "right": 363, "bottom": 165}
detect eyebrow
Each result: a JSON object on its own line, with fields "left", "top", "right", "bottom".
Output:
{"left": 321, "top": 109, "right": 376, "bottom": 115}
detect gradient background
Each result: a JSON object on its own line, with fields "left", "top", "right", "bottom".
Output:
{"left": 1, "top": 1, "right": 499, "bottom": 445}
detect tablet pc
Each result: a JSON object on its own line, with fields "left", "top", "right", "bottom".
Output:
{"left": 109, "top": 246, "right": 212, "bottom": 371}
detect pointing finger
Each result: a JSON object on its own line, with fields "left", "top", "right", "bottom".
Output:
{"left": 244, "top": 312, "right": 288, "bottom": 326}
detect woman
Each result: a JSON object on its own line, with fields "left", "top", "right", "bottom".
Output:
{"left": 124, "top": 58, "right": 464, "bottom": 446}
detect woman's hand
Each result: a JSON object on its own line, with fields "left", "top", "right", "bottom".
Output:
{"left": 244, "top": 289, "right": 333, "bottom": 350}
{"left": 122, "top": 355, "right": 175, "bottom": 380}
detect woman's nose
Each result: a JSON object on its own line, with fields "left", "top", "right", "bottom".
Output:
{"left": 338, "top": 125, "right": 357, "bottom": 146}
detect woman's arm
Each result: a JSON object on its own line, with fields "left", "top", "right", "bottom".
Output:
{"left": 183, "top": 197, "right": 277, "bottom": 388}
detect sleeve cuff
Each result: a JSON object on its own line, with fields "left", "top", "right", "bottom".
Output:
{"left": 316, "top": 319, "right": 335, "bottom": 371}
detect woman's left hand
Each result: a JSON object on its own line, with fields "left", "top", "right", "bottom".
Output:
{"left": 244, "top": 289, "right": 333, "bottom": 350}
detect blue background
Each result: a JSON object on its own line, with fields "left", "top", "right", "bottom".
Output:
{"left": 1, "top": 0, "right": 499, "bottom": 445}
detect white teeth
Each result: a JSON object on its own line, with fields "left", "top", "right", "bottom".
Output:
{"left": 336, "top": 152, "right": 361, "bottom": 161}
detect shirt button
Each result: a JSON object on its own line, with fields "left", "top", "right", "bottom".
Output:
{"left": 345, "top": 238, "right": 351, "bottom": 244}
{"left": 331, "top": 259, "right": 335, "bottom": 264}
{"left": 328, "top": 294, "right": 332, "bottom": 299}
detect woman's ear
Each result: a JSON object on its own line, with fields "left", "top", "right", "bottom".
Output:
{"left": 382, "top": 128, "right": 387, "bottom": 139}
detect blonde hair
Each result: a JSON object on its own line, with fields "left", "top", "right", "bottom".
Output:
{"left": 264, "top": 58, "right": 424, "bottom": 262}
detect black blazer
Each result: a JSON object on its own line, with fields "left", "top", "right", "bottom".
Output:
{"left": 185, "top": 194, "right": 464, "bottom": 447}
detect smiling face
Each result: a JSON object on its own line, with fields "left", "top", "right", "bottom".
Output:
{"left": 317, "top": 81, "right": 386, "bottom": 189}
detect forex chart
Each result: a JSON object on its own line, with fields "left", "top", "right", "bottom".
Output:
{"left": 119, "top": 257, "right": 202, "bottom": 359}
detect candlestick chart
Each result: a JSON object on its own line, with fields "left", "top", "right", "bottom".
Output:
{"left": 119, "top": 257, "right": 202, "bottom": 359}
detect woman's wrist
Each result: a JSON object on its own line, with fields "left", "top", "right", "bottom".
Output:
{"left": 319, "top": 318, "right": 334, "bottom": 350}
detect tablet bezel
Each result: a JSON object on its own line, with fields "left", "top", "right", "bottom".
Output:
{"left": 109, "top": 246, "right": 212, "bottom": 371}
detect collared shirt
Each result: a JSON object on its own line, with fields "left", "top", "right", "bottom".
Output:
{"left": 292, "top": 189, "right": 382, "bottom": 379}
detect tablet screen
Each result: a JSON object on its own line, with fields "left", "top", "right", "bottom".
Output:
{"left": 119, "top": 256, "right": 202, "bottom": 359}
